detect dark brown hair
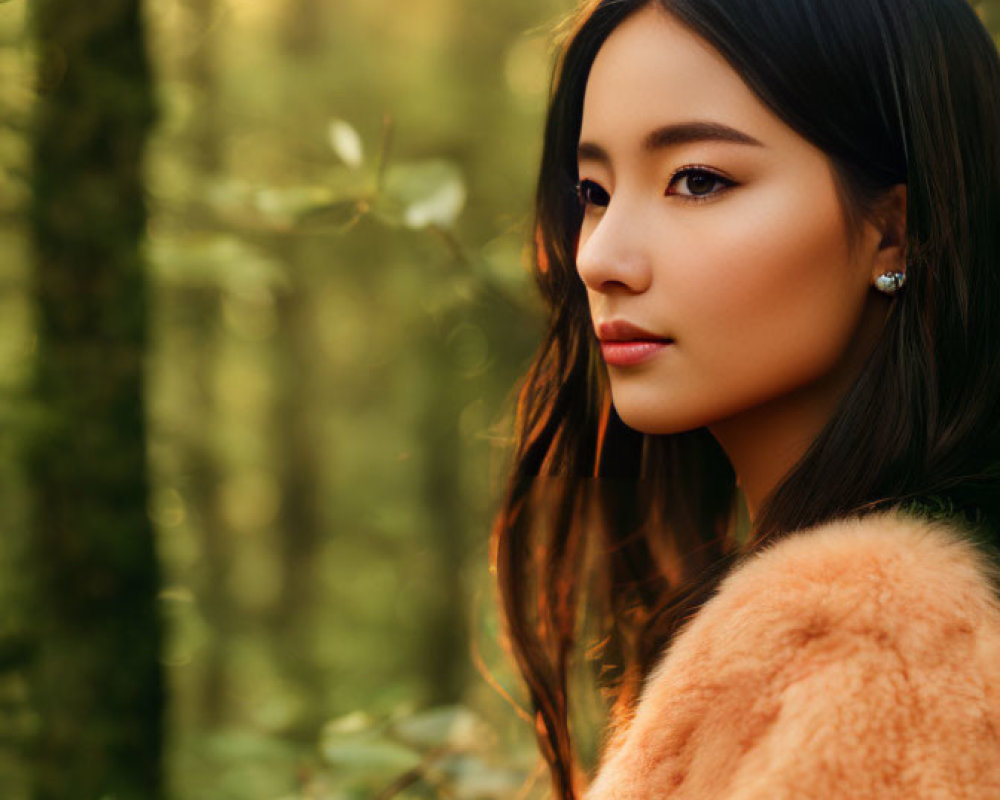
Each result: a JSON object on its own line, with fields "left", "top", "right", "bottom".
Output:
{"left": 492, "top": 0, "right": 1000, "bottom": 796}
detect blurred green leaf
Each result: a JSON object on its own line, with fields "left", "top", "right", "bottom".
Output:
{"left": 434, "top": 753, "right": 528, "bottom": 800}
{"left": 255, "top": 185, "right": 338, "bottom": 225}
{"left": 296, "top": 198, "right": 370, "bottom": 229}
{"left": 382, "top": 160, "right": 466, "bottom": 229}
{"left": 320, "top": 739, "right": 422, "bottom": 773}
{"left": 323, "top": 710, "right": 378, "bottom": 736}
{"left": 390, "top": 705, "right": 491, "bottom": 753}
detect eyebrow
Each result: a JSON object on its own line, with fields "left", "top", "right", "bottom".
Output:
{"left": 577, "top": 121, "right": 764, "bottom": 163}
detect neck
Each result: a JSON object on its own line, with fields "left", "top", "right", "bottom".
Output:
{"left": 709, "top": 297, "right": 891, "bottom": 523}
{"left": 709, "top": 385, "right": 836, "bottom": 523}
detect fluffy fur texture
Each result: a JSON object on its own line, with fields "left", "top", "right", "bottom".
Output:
{"left": 584, "top": 512, "right": 1000, "bottom": 799}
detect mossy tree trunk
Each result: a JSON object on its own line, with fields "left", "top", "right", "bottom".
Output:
{"left": 417, "top": 324, "right": 470, "bottom": 705}
{"left": 262, "top": 0, "right": 330, "bottom": 735}
{"left": 172, "top": 0, "right": 234, "bottom": 731}
{"left": 26, "top": 0, "right": 162, "bottom": 798}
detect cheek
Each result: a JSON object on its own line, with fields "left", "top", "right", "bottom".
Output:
{"left": 666, "top": 175, "right": 868, "bottom": 411}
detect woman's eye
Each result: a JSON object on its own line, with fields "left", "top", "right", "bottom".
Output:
{"left": 576, "top": 179, "right": 610, "bottom": 208}
{"left": 667, "top": 168, "right": 734, "bottom": 200}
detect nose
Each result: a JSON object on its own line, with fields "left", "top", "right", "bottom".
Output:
{"left": 575, "top": 198, "right": 653, "bottom": 295}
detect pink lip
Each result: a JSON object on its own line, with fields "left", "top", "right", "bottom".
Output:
{"left": 600, "top": 340, "right": 671, "bottom": 366}
{"left": 596, "top": 320, "right": 673, "bottom": 366}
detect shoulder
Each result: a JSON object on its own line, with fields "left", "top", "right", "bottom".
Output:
{"left": 690, "top": 510, "right": 1000, "bottom": 661}
{"left": 585, "top": 511, "right": 1000, "bottom": 800}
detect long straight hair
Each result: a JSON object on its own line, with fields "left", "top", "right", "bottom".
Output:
{"left": 492, "top": 0, "right": 1000, "bottom": 796}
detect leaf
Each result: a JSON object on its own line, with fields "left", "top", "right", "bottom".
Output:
{"left": 390, "top": 706, "right": 490, "bottom": 752}
{"left": 320, "top": 740, "right": 422, "bottom": 773}
{"left": 329, "top": 119, "right": 364, "bottom": 168}
{"left": 404, "top": 178, "right": 465, "bottom": 229}
{"left": 296, "top": 198, "right": 368, "bottom": 228}
{"left": 323, "top": 711, "right": 376, "bottom": 736}
{"left": 431, "top": 753, "right": 529, "bottom": 800}
{"left": 451, "top": 764, "right": 527, "bottom": 800}
{"left": 254, "top": 185, "right": 337, "bottom": 225}
{"left": 383, "top": 160, "right": 466, "bottom": 229}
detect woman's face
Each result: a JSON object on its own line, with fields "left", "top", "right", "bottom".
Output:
{"left": 576, "top": 4, "right": 898, "bottom": 439}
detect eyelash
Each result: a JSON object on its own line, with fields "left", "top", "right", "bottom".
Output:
{"left": 576, "top": 166, "right": 735, "bottom": 208}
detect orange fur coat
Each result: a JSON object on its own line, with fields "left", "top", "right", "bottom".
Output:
{"left": 584, "top": 512, "right": 1000, "bottom": 799}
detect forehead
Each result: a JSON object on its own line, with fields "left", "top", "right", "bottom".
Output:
{"left": 580, "top": 5, "right": 779, "bottom": 146}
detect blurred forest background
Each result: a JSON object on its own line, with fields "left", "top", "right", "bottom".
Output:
{"left": 0, "top": 1, "right": 997, "bottom": 799}
{"left": 0, "top": 0, "right": 578, "bottom": 797}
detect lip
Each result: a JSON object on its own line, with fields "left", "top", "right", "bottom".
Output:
{"left": 597, "top": 320, "right": 668, "bottom": 342}
{"left": 596, "top": 320, "right": 673, "bottom": 366}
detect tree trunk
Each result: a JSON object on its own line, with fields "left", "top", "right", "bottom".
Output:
{"left": 181, "top": 288, "right": 229, "bottom": 729}
{"left": 264, "top": 0, "right": 330, "bottom": 733}
{"left": 272, "top": 272, "right": 323, "bottom": 635}
{"left": 174, "top": 0, "right": 233, "bottom": 731}
{"left": 417, "top": 324, "right": 470, "bottom": 705}
{"left": 26, "top": 0, "right": 161, "bottom": 797}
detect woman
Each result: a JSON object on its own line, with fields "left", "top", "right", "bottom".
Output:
{"left": 492, "top": 0, "right": 1000, "bottom": 797}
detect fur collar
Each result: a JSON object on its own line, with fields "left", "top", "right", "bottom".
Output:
{"left": 584, "top": 511, "right": 1000, "bottom": 799}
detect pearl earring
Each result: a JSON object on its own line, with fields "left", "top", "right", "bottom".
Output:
{"left": 874, "top": 271, "right": 906, "bottom": 295}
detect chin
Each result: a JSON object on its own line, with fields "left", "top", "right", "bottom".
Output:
{"left": 612, "top": 398, "right": 707, "bottom": 436}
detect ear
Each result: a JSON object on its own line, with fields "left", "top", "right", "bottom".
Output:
{"left": 870, "top": 183, "right": 907, "bottom": 284}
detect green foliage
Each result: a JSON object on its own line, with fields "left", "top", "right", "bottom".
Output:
{"left": 377, "top": 159, "right": 466, "bottom": 231}
{"left": 0, "top": 0, "right": 555, "bottom": 797}
{"left": 192, "top": 115, "right": 469, "bottom": 237}
{"left": 137, "top": 1, "right": 568, "bottom": 797}
{"left": 290, "top": 706, "right": 542, "bottom": 800}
